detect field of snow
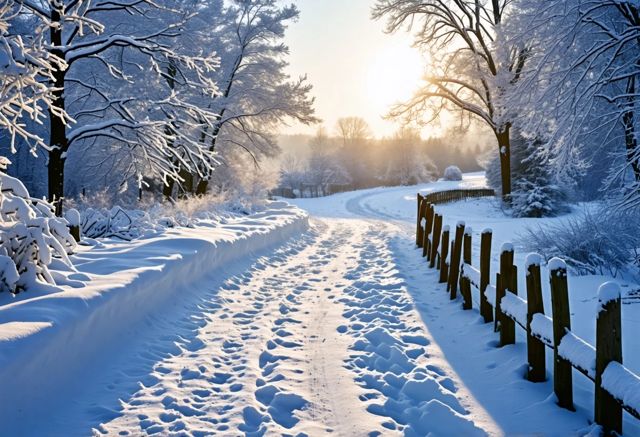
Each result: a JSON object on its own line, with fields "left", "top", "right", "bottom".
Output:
{"left": 1, "top": 173, "right": 638, "bottom": 436}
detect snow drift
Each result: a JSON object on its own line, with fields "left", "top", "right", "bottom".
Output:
{"left": 0, "top": 201, "right": 308, "bottom": 423}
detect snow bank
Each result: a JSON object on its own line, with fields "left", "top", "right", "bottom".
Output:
{"left": 0, "top": 201, "right": 308, "bottom": 418}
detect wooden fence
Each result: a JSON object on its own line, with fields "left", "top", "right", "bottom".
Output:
{"left": 416, "top": 192, "right": 640, "bottom": 435}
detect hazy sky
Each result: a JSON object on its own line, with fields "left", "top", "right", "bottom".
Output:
{"left": 283, "top": 0, "right": 425, "bottom": 139}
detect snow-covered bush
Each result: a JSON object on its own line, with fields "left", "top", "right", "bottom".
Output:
{"left": 0, "top": 163, "right": 77, "bottom": 293}
{"left": 523, "top": 207, "right": 640, "bottom": 276}
{"left": 443, "top": 165, "right": 463, "bottom": 181}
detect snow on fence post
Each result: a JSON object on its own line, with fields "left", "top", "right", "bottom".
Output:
{"left": 497, "top": 244, "right": 516, "bottom": 346}
{"left": 460, "top": 228, "right": 473, "bottom": 310}
{"left": 525, "top": 254, "right": 546, "bottom": 383}
{"left": 480, "top": 229, "right": 493, "bottom": 323}
{"left": 430, "top": 213, "right": 442, "bottom": 268}
{"left": 448, "top": 221, "right": 465, "bottom": 300}
{"left": 416, "top": 194, "right": 423, "bottom": 246}
{"left": 439, "top": 226, "right": 450, "bottom": 283}
{"left": 549, "top": 258, "right": 574, "bottom": 411}
{"left": 595, "top": 282, "right": 622, "bottom": 434}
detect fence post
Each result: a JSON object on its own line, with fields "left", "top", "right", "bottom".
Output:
{"left": 496, "top": 244, "right": 516, "bottom": 345}
{"left": 418, "top": 198, "right": 428, "bottom": 249}
{"left": 416, "top": 194, "right": 423, "bottom": 247}
{"left": 460, "top": 228, "right": 472, "bottom": 310}
{"left": 423, "top": 204, "right": 434, "bottom": 258}
{"left": 439, "top": 226, "right": 450, "bottom": 283}
{"left": 549, "top": 258, "right": 574, "bottom": 411}
{"left": 595, "top": 282, "right": 622, "bottom": 435}
{"left": 480, "top": 229, "right": 493, "bottom": 323}
{"left": 430, "top": 214, "right": 442, "bottom": 268}
{"left": 525, "top": 254, "right": 545, "bottom": 382}
{"left": 448, "top": 221, "right": 465, "bottom": 300}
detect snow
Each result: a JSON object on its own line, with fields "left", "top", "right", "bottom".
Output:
{"left": 601, "top": 362, "right": 640, "bottom": 416}
{"left": 464, "top": 226, "right": 473, "bottom": 236}
{"left": 2, "top": 172, "right": 638, "bottom": 436}
{"left": 64, "top": 208, "right": 81, "bottom": 226}
{"left": 462, "top": 263, "right": 480, "bottom": 286}
{"left": 485, "top": 284, "right": 497, "bottom": 307}
{"left": 558, "top": 331, "right": 596, "bottom": 378}
{"left": 501, "top": 292, "right": 528, "bottom": 327}
{"left": 530, "top": 313, "right": 554, "bottom": 347}
{"left": 598, "top": 281, "right": 621, "bottom": 312}
{"left": 548, "top": 257, "right": 567, "bottom": 272}
{"left": 482, "top": 227, "right": 492, "bottom": 234}
{"left": 0, "top": 201, "right": 308, "bottom": 433}
{"left": 501, "top": 242, "right": 514, "bottom": 253}
{"left": 525, "top": 253, "right": 543, "bottom": 268}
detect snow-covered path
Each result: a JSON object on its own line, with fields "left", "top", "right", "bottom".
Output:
{"left": 25, "top": 176, "right": 600, "bottom": 436}
{"left": 90, "top": 212, "right": 492, "bottom": 436}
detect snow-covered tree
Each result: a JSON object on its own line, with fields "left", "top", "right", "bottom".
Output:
{"left": 182, "top": 0, "right": 318, "bottom": 197}
{"left": 372, "top": 0, "right": 528, "bottom": 200}
{"left": 12, "top": 0, "right": 219, "bottom": 203}
{"left": 509, "top": 0, "right": 640, "bottom": 209}
{"left": 0, "top": 2, "right": 67, "bottom": 151}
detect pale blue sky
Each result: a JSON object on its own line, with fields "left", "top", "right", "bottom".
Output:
{"left": 283, "top": 0, "right": 425, "bottom": 138}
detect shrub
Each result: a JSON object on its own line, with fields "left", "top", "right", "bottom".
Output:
{"left": 443, "top": 165, "right": 463, "bottom": 181}
{"left": 522, "top": 207, "right": 640, "bottom": 276}
{"left": 0, "top": 163, "right": 77, "bottom": 293}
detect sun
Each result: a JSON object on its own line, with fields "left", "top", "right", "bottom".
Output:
{"left": 366, "top": 43, "right": 424, "bottom": 116}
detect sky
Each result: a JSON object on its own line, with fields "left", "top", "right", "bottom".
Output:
{"left": 283, "top": 0, "right": 426, "bottom": 139}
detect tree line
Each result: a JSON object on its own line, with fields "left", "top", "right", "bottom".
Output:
{"left": 277, "top": 117, "right": 487, "bottom": 198}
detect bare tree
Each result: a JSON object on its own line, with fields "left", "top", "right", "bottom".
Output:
{"left": 335, "top": 117, "right": 371, "bottom": 147}
{"left": 373, "top": 0, "right": 526, "bottom": 200}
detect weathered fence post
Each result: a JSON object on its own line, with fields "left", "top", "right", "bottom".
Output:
{"left": 430, "top": 214, "right": 442, "bottom": 268}
{"left": 460, "top": 228, "right": 472, "bottom": 310}
{"left": 525, "top": 254, "right": 545, "bottom": 383}
{"left": 439, "top": 226, "right": 450, "bottom": 283}
{"left": 595, "top": 282, "right": 622, "bottom": 435}
{"left": 448, "top": 221, "right": 465, "bottom": 300}
{"left": 416, "top": 194, "right": 423, "bottom": 246}
{"left": 549, "top": 258, "right": 574, "bottom": 411}
{"left": 480, "top": 229, "right": 493, "bottom": 323}
{"left": 423, "top": 204, "right": 434, "bottom": 258}
{"left": 497, "top": 244, "right": 516, "bottom": 345}
{"left": 417, "top": 197, "right": 427, "bottom": 249}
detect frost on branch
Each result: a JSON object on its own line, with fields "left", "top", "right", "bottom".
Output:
{"left": 0, "top": 163, "right": 77, "bottom": 293}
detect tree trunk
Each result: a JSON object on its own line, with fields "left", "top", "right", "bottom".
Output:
{"left": 195, "top": 178, "right": 209, "bottom": 196}
{"left": 496, "top": 127, "right": 512, "bottom": 201}
{"left": 623, "top": 76, "right": 640, "bottom": 183}
{"left": 47, "top": 6, "right": 67, "bottom": 206}
{"left": 163, "top": 179, "right": 175, "bottom": 200}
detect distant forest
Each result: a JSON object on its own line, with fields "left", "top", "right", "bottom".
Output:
{"left": 276, "top": 118, "right": 489, "bottom": 197}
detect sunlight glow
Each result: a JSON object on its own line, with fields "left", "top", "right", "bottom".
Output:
{"left": 366, "top": 44, "right": 424, "bottom": 120}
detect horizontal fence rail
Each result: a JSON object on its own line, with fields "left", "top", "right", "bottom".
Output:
{"left": 416, "top": 191, "right": 640, "bottom": 435}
